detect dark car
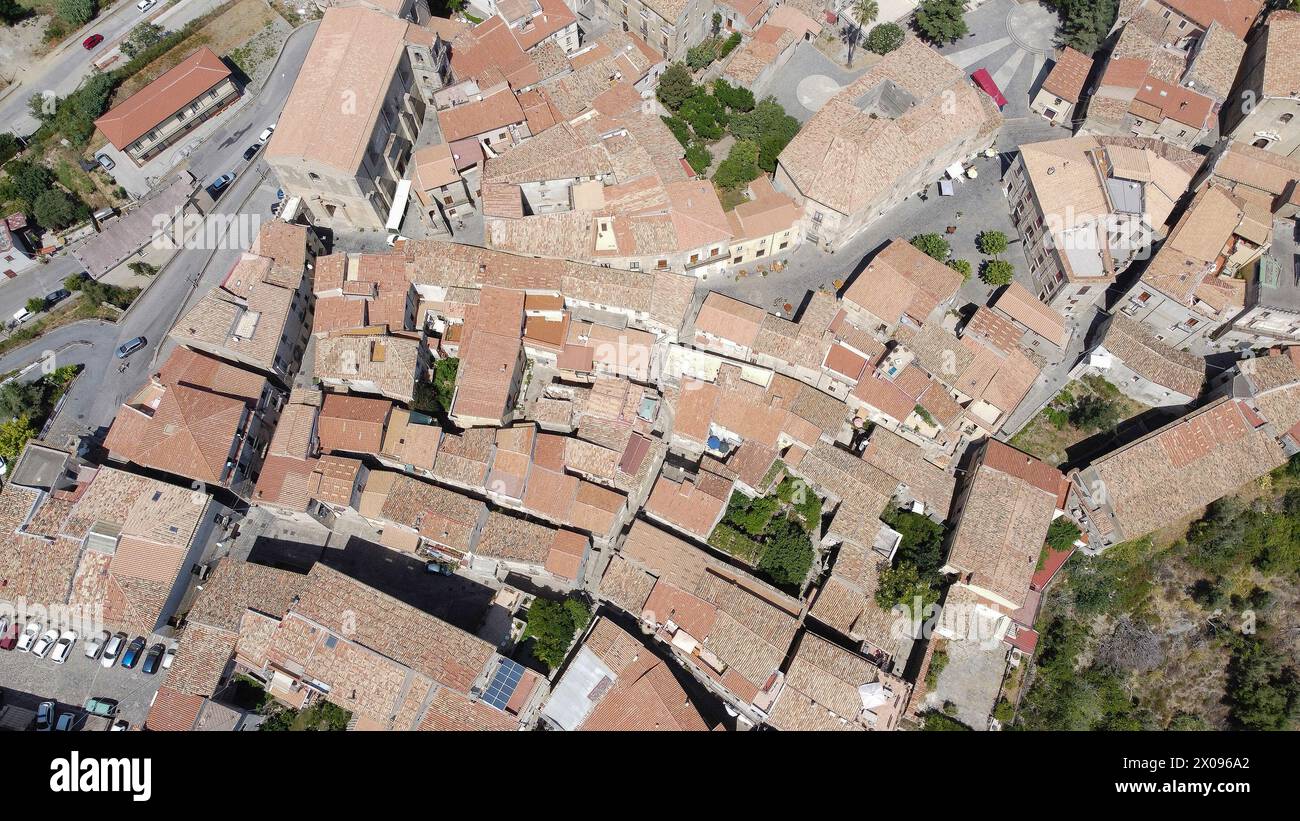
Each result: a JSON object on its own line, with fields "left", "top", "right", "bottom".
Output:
{"left": 83, "top": 34, "right": 103, "bottom": 50}
{"left": 115, "top": 336, "right": 146, "bottom": 359}
{"left": 207, "top": 172, "right": 236, "bottom": 198}
{"left": 242, "top": 144, "right": 261, "bottom": 161}
{"left": 119, "top": 636, "right": 146, "bottom": 669}
{"left": 141, "top": 643, "right": 165, "bottom": 674}
{"left": 44, "top": 288, "right": 71, "bottom": 306}
{"left": 0, "top": 621, "right": 18, "bottom": 651}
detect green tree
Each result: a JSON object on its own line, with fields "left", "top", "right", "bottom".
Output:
{"left": 913, "top": 0, "right": 968, "bottom": 44}
{"left": 720, "top": 31, "right": 742, "bottom": 57}
{"left": 866, "top": 21, "right": 905, "bottom": 54}
{"left": 724, "top": 490, "right": 777, "bottom": 535}
{"left": 3, "top": 160, "right": 55, "bottom": 208}
{"left": 910, "top": 232, "right": 950, "bottom": 262}
{"left": 711, "top": 11, "right": 721, "bottom": 37}
{"left": 686, "top": 42, "right": 716, "bottom": 70}
{"left": 976, "top": 229, "right": 1009, "bottom": 256}
{"left": 1226, "top": 637, "right": 1299, "bottom": 730}
{"left": 847, "top": 0, "right": 879, "bottom": 66}
{"left": 1068, "top": 393, "right": 1121, "bottom": 431}
{"left": 1046, "top": 517, "right": 1081, "bottom": 551}
{"left": 25, "top": 297, "right": 46, "bottom": 315}
{"left": 947, "top": 258, "right": 972, "bottom": 280}
{"left": 55, "top": 0, "right": 94, "bottom": 25}
{"left": 33, "top": 188, "right": 79, "bottom": 229}
{"left": 51, "top": 71, "right": 117, "bottom": 145}
{"left": 713, "top": 78, "right": 755, "bottom": 112}
{"left": 713, "top": 139, "right": 760, "bottom": 190}
{"left": 121, "top": 22, "right": 165, "bottom": 59}
{"left": 28, "top": 92, "right": 55, "bottom": 124}
{"left": 883, "top": 508, "right": 946, "bottom": 580}
{"left": 875, "top": 561, "right": 938, "bottom": 619}
{"left": 523, "top": 597, "right": 591, "bottom": 670}
{"left": 685, "top": 141, "right": 712, "bottom": 175}
{"left": 431, "top": 357, "right": 459, "bottom": 413}
{"left": 0, "top": 415, "right": 37, "bottom": 466}
{"left": 1048, "top": 0, "right": 1118, "bottom": 55}
{"left": 757, "top": 517, "right": 814, "bottom": 588}
{"left": 0, "top": 0, "right": 29, "bottom": 24}
{"left": 0, "top": 132, "right": 20, "bottom": 165}
{"left": 0, "top": 380, "right": 51, "bottom": 421}
{"left": 728, "top": 97, "right": 799, "bottom": 172}
{"left": 656, "top": 63, "right": 696, "bottom": 111}
{"left": 980, "top": 259, "right": 1014, "bottom": 285}
{"left": 661, "top": 115, "right": 691, "bottom": 147}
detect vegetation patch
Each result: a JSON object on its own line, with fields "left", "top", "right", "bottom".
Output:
{"left": 711, "top": 485, "right": 817, "bottom": 590}
{"left": 1008, "top": 374, "right": 1149, "bottom": 466}
{"left": 522, "top": 596, "right": 591, "bottom": 670}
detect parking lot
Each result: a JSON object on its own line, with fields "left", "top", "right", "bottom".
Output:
{"left": 0, "top": 630, "right": 169, "bottom": 729}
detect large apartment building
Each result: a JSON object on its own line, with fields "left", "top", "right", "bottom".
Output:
{"left": 588, "top": 0, "right": 712, "bottom": 61}
{"left": 1222, "top": 10, "right": 1300, "bottom": 156}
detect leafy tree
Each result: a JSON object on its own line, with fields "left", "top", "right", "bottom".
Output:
{"left": 0, "top": 380, "right": 51, "bottom": 421}
{"left": 711, "top": 11, "right": 721, "bottom": 37}
{"left": 686, "top": 42, "right": 716, "bottom": 71}
{"left": 724, "top": 490, "right": 777, "bottom": 535}
{"left": 1225, "top": 636, "right": 1299, "bottom": 730}
{"left": 726, "top": 97, "right": 798, "bottom": 171}
{"left": 121, "top": 22, "right": 165, "bottom": 59}
{"left": 680, "top": 90, "right": 726, "bottom": 140}
{"left": 0, "top": 0, "right": 29, "bottom": 25}
{"left": 883, "top": 508, "right": 946, "bottom": 580}
{"left": 64, "top": 274, "right": 88, "bottom": 292}
{"left": 976, "top": 229, "right": 1009, "bottom": 256}
{"left": 28, "top": 92, "right": 55, "bottom": 124}
{"left": 913, "top": 0, "right": 968, "bottom": 44}
{"left": 1046, "top": 0, "right": 1118, "bottom": 55}
{"left": 2, "top": 160, "right": 55, "bottom": 208}
{"left": 33, "top": 189, "right": 79, "bottom": 229}
{"left": 1046, "top": 517, "right": 1081, "bottom": 551}
{"left": 25, "top": 297, "right": 46, "bottom": 315}
{"left": 720, "top": 31, "right": 742, "bottom": 57}
{"left": 947, "top": 258, "right": 972, "bottom": 280}
{"left": 523, "top": 597, "right": 591, "bottom": 670}
{"left": 55, "top": 0, "right": 94, "bottom": 25}
{"left": 661, "top": 115, "right": 691, "bottom": 147}
{"left": 1068, "top": 393, "right": 1120, "bottom": 431}
{"left": 980, "top": 259, "right": 1014, "bottom": 285}
{"left": 910, "top": 232, "right": 950, "bottom": 262}
{"left": 51, "top": 71, "right": 118, "bottom": 146}
{"left": 685, "top": 141, "right": 712, "bottom": 175}
{"left": 0, "top": 415, "right": 37, "bottom": 466}
{"left": 713, "top": 139, "right": 760, "bottom": 190}
{"left": 713, "top": 78, "right": 754, "bottom": 112}
{"left": 0, "top": 132, "right": 20, "bottom": 165}
{"left": 866, "top": 21, "right": 905, "bottom": 54}
{"left": 875, "top": 561, "right": 938, "bottom": 619}
{"left": 427, "top": 357, "right": 459, "bottom": 413}
{"left": 757, "top": 517, "right": 813, "bottom": 588}
{"left": 656, "top": 63, "right": 696, "bottom": 111}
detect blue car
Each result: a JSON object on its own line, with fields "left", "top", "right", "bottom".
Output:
{"left": 119, "top": 637, "right": 146, "bottom": 669}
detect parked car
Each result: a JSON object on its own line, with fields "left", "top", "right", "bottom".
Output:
{"left": 100, "top": 632, "right": 127, "bottom": 668}
{"left": 141, "top": 643, "right": 165, "bottom": 674}
{"left": 32, "top": 628, "right": 59, "bottom": 658}
{"left": 0, "top": 620, "right": 17, "bottom": 651}
{"left": 120, "top": 637, "right": 146, "bottom": 669}
{"left": 16, "top": 621, "right": 41, "bottom": 652}
{"left": 111, "top": 720, "right": 130, "bottom": 731}
{"left": 36, "top": 701, "right": 54, "bottom": 731}
{"left": 95, "top": 153, "right": 115, "bottom": 171}
{"left": 50, "top": 630, "right": 77, "bottom": 664}
{"left": 258, "top": 124, "right": 276, "bottom": 143}
{"left": 115, "top": 336, "right": 146, "bottom": 359}
{"left": 136, "top": 0, "right": 156, "bottom": 12}
{"left": 54, "top": 713, "right": 74, "bottom": 731}
{"left": 12, "top": 308, "right": 32, "bottom": 324}
{"left": 242, "top": 143, "right": 261, "bottom": 161}
{"left": 44, "top": 288, "right": 71, "bottom": 306}
{"left": 83, "top": 697, "right": 119, "bottom": 718}
{"left": 83, "top": 34, "right": 103, "bottom": 50}
{"left": 85, "top": 630, "right": 111, "bottom": 660}
{"left": 426, "top": 560, "right": 453, "bottom": 576}
{"left": 207, "top": 172, "right": 236, "bottom": 198}
{"left": 161, "top": 643, "right": 177, "bottom": 670}
{"left": 0, "top": 616, "right": 7, "bottom": 640}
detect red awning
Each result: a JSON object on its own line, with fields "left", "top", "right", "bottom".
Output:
{"left": 971, "top": 68, "right": 1007, "bottom": 109}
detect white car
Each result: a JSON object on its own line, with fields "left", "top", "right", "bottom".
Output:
{"left": 85, "top": 629, "right": 111, "bottom": 660}
{"left": 258, "top": 124, "right": 276, "bottom": 143}
{"left": 100, "top": 632, "right": 126, "bottom": 668}
{"left": 16, "top": 621, "right": 41, "bottom": 652}
{"left": 12, "top": 308, "right": 33, "bottom": 325}
{"left": 136, "top": 0, "right": 156, "bottom": 12}
{"left": 50, "top": 630, "right": 77, "bottom": 664}
{"left": 36, "top": 701, "right": 54, "bottom": 731}
{"left": 161, "top": 643, "right": 178, "bottom": 670}
{"left": 32, "top": 628, "right": 59, "bottom": 658}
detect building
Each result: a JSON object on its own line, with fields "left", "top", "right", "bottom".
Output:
{"left": 1086, "top": 312, "right": 1206, "bottom": 405}
{"left": 840, "top": 238, "right": 965, "bottom": 339}
{"left": 541, "top": 615, "right": 710, "bottom": 730}
{"left": 721, "top": 7, "right": 821, "bottom": 98}
{"left": 1223, "top": 10, "right": 1300, "bottom": 155}
{"left": 764, "top": 630, "right": 910, "bottom": 731}
{"left": 94, "top": 47, "right": 239, "bottom": 166}
{"left": 104, "top": 348, "right": 281, "bottom": 499}
{"left": 1030, "top": 46, "right": 1093, "bottom": 125}
{"left": 775, "top": 37, "right": 1001, "bottom": 251}
{"left": 449, "top": 287, "right": 526, "bottom": 427}
{"left": 1004, "top": 135, "right": 1201, "bottom": 313}
{"left": 724, "top": 176, "right": 802, "bottom": 266}
{"left": 588, "top": 0, "right": 714, "bottom": 61}
{"left": 170, "top": 222, "right": 318, "bottom": 384}
{"left": 266, "top": 6, "right": 428, "bottom": 231}
{"left": 1, "top": 217, "right": 37, "bottom": 277}
{"left": 314, "top": 329, "right": 429, "bottom": 404}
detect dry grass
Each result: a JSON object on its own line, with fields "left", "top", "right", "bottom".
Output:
{"left": 1008, "top": 375, "right": 1150, "bottom": 467}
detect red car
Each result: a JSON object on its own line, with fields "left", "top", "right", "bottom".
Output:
{"left": 83, "top": 34, "right": 103, "bottom": 50}
{"left": 0, "top": 621, "right": 18, "bottom": 651}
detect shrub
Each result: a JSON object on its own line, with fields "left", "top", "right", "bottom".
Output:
{"left": 947, "top": 258, "right": 972, "bottom": 280}
{"left": 713, "top": 78, "right": 754, "bottom": 112}
{"left": 713, "top": 139, "right": 760, "bottom": 190}
{"left": 656, "top": 63, "right": 696, "bottom": 111}
{"left": 866, "top": 21, "right": 905, "bottom": 54}
{"left": 720, "top": 31, "right": 742, "bottom": 57}
{"left": 121, "top": 22, "right": 166, "bottom": 59}
{"left": 661, "top": 115, "right": 691, "bottom": 148}
{"left": 55, "top": 0, "right": 95, "bottom": 25}
{"left": 980, "top": 259, "right": 1014, "bottom": 285}
{"left": 523, "top": 597, "right": 591, "bottom": 670}
{"left": 25, "top": 297, "right": 46, "bottom": 314}
{"left": 686, "top": 41, "right": 716, "bottom": 70}
{"left": 1046, "top": 517, "right": 1081, "bottom": 551}
{"left": 910, "top": 232, "right": 950, "bottom": 262}
{"left": 1068, "top": 393, "right": 1121, "bottom": 431}
{"left": 685, "top": 141, "right": 712, "bottom": 175}
{"left": 33, "top": 189, "right": 81, "bottom": 230}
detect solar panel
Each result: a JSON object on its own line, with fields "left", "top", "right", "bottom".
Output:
{"left": 482, "top": 658, "right": 525, "bottom": 711}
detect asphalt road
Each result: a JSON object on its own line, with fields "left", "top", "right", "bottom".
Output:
{"left": 0, "top": 21, "right": 320, "bottom": 443}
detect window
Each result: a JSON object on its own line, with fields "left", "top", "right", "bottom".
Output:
{"left": 778, "top": 241, "right": 788, "bottom": 250}
{"left": 309, "top": 171, "right": 320, "bottom": 180}
{"left": 656, "top": 259, "right": 668, "bottom": 269}
{"left": 811, "top": 211, "right": 823, "bottom": 224}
